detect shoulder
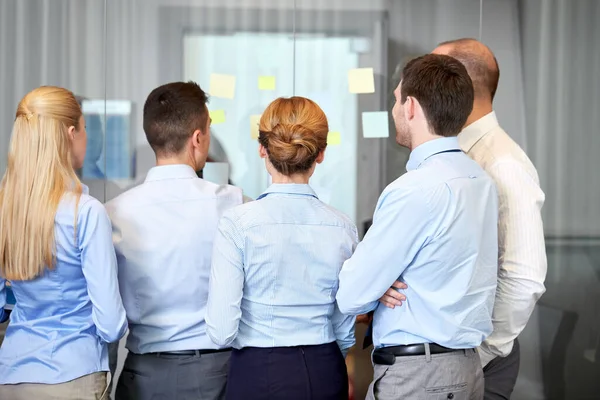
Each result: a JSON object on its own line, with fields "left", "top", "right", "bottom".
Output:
{"left": 318, "top": 202, "right": 358, "bottom": 235}
{"left": 220, "top": 199, "right": 262, "bottom": 229}
{"left": 475, "top": 126, "right": 540, "bottom": 181}
{"left": 59, "top": 192, "right": 110, "bottom": 228}
{"left": 79, "top": 194, "right": 108, "bottom": 218}
{"left": 203, "top": 180, "right": 244, "bottom": 202}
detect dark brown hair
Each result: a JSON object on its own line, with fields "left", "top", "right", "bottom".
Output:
{"left": 401, "top": 54, "right": 474, "bottom": 137}
{"left": 438, "top": 38, "right": 500, "bottom": 100}
{"left": 143, "top": 81, "right": 209, "bottom": 155}
{"left": 258, "top": 97, "right": 328, "bottom": 176}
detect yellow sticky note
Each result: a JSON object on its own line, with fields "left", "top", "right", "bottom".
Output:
{"left": 348, "top": 67, "right": 375, "bottom": 94}
{"left": 258, "top": 76, "right": 276, "bottom": 91}
{"left": 209, "top": 73, "right": 236, "bottom": 99}
{"left": 250, "top": 115, "right": 262, "bottom": 139}
{"left": 209, "top": 110, "right": 226, "bottom": 124}
{"left": 327, "top": 131, "right": 341, "bottom": 145}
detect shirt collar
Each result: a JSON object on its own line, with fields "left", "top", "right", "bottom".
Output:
{"left": 458, "top": 111, "right": 499, "bottom": 153}
{"left": 257, "top": 183, "right": 318, "bottom": 200}
{"left": 81, "top": 183, "right": 89, "bottom": 195}
{"left": 144, "top": 164, "right": 198, "bottom": 183}
{"left": 406, "top": 137, "right": 461, "bottom": 171}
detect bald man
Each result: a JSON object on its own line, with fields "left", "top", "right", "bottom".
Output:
{"left": 380, "top": 39, "right": 547, "bottom": 399}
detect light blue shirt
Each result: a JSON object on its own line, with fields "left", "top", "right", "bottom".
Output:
{"left": 206, "top": 184, "right": 357, "bottom": 355}
{"left": 0, "top": 187, "right": 127, "bottom": 384}
{"left": 337, "top": 137, "right": 498, "bottom": 349}
{"left": 106, "top": 165, "right": 243, "bottom": 354}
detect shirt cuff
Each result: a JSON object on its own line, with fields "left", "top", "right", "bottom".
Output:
{"left": 477, "top": 345, "right": 497, "bottom": 367}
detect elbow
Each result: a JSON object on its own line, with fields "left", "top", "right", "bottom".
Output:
{"left": 98, "top": 314, "right": 128, "bottom": 343}
{"left": 207, "top": 325, "right": 236, "bottom": 347}
{"left": 206, "top": 314, "right": 237, "bottom": 347}
{"left": 336, "top": 292, "right": 369, "bottom": 316}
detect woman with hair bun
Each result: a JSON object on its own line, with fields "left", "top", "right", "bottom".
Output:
{"left": 206, "top": 97, "right": 357, "bottom": 399}
{"left": 0, "top": 86, "right": 127, "bottom": 399}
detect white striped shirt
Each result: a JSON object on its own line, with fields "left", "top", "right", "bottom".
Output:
{"left": 458, "top": 112, "right": 547, "bottom": 367}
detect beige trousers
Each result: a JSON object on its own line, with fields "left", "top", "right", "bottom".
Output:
{"left": 0, "top": 371, "right": 110, "bottom": 400}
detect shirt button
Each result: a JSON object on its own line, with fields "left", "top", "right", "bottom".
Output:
{"left": 469, "top": 175, "right": 476, "bottom": 179}
{"left": 447, "top": 394, "right": 454, "bottom": 399}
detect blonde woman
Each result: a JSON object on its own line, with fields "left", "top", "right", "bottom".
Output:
{"left": 0, "top": 86, "right": 127, "bottom": 399}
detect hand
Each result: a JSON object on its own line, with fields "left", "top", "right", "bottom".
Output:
{"left": 356, "top": 312, "right": 373, "bottom": 325}
{"left": 378, "top": 281, "right": 407, "bottom": 309}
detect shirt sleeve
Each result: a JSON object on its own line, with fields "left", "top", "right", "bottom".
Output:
{"left": 206, "top": 211, "right": 245, "bottom": 347}
{"left": 336, "top": 186, "right": 432, "bottom": 315}
{"left": 78, "top": 198, "right": 128, "bottom": 343}
{"left": 331, "top": 225, "right": 359, "bottom": 356}
{"left": 478, "top": 161, "right": 547, "bottom": 366}
{"left": 0, "top": 278, "right": 7, "bottom": 323}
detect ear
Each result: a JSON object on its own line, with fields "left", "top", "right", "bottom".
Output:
{"left": 67, "top": 125, "right": 76, "bottom": 141}
{"left": 191, "top": 129, "right": 203, "bottom": 149}
{"left": 404, "top": 96, "right": 416, "bottom": 122}
{"left": 315, "top": 150, "right": 325, "bottom": 164}
{"left": 258, "top": 143, "right": 268, "bottom": 159}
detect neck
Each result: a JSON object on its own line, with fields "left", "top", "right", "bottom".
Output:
{"left": 409, "top": 125, "right": 443, "bottom": 151}
{"left": 464, "top": 99, "right": 493, "bottom": 128}
{"left": 156, "top": 154, "right": 198, "bottom": 170}
{"left": 270, "top": 172, "right": 310, "bottom": 184}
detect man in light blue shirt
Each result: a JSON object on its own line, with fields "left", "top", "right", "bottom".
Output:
{"left": 337, "top": 54, "right": 498, "bottom": 399}
{"left": 106, "top": 82, "right": 243, "bottom": 400}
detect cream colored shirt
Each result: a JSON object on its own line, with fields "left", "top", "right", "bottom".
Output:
{"left": 458, "top": 112, "right": 547, "bottom": 367}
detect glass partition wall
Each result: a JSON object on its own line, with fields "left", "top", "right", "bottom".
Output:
{"left": 3, "top": 0, "right": 598, "bottom": 398}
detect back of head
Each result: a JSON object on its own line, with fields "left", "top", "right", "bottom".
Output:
{"left": 143, "top": 81, "right": 209, "bottom": 156}
{"left": 0, "top": 86, "right": 83, "bottom": 280}
{"left": 435, "top": 38, "right": 500, "bottom": 101}
{"left": 401, "top": 53, "right": 474, "bottom": 137}
{"left": 258, "top": 97, "right": 328, "bottom": 176}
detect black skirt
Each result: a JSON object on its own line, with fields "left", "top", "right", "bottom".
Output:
{"left": 226, "top": 341, "right": 349, "bottom": 400}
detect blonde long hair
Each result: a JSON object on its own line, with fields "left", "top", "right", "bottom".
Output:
{"left": 0, "top": 86, "right": 83, "bottom": 281}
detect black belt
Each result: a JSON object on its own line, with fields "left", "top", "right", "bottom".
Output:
{"left": 151, "top": 348, "right": 232, "bottom": 357}
{"left": 373, "top": 344, "right": 472, "bottom": 365}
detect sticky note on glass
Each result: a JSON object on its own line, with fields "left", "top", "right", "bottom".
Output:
{"left": 362, "top": 111, "right": 389, "bottom": 138}
{"left": 209, "top": 73, "right": 236, "bottom": 99}
{"left": 327, "top": 131, "right": 341, "bottom": 145}
{"left": 348, "top": 68, "right": 375, "bottom": 94}
{"left": 258, "top": 76, "right": 276, "bottom": 91}
{"left": 250, "top": 115, "right": 261, "bottom": 139}
{"left": 209, "top": 110, "right": 226, "bottom": 124}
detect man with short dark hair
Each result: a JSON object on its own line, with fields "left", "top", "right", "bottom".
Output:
{"left": 337, "top": 54, "right": 499, "bottom": 399}
{"left": 434, "top": 38, "right": 547, "bottom": 400}
{"left": 106, "top": 81, "right": 243, "bottom": 400}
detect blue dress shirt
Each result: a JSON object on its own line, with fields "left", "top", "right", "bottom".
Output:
{"left": 0, "top": 187, "right": 128, "bottom": 384}
{"left": 337, "top": 137, "right": 498, "bottom": 349}
{"left": 106, "top": 165, "right": 243, "bottom": 354}
{"left": 206, "top": 184, "right": 357, "bottom": 355}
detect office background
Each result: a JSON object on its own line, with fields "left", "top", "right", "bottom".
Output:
{"left": 0, "top": 0, "right": 598, "bottom": 398}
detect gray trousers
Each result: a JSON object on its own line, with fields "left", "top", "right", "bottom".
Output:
{"left": 483, "top": 339, "right": 520, "bottom": 400}
{"left": 115, "top": 350, "right": 229, "bottom": 400}
{"left": 367, "top": 346, "right": 484, "bottom": 400}
{"left": 0, "top": 372, "right": 109, "bottom": 400}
